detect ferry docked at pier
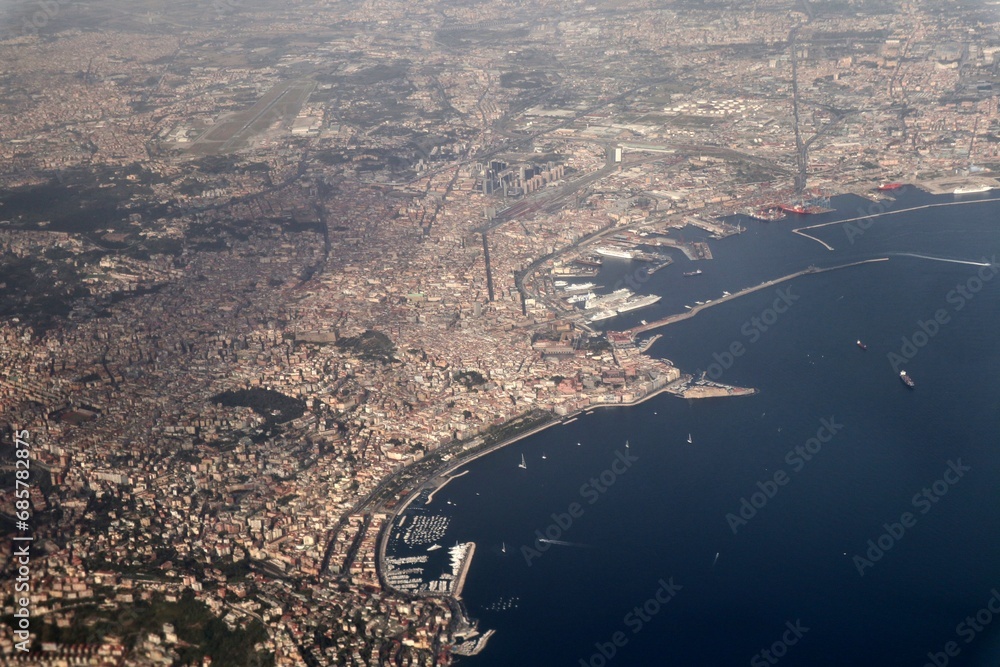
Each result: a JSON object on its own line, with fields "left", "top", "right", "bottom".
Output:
{"left": 587, "top": 309, "right": 618, "bottom": 323}
{"left": 593, "top": 246, "right": 637, "bottom": 260}
{"left": 617, "top": 294, "right": 662, "bottom": 313}
{"left": 565, "top": 291, "right": 596, "bottom": 304}
{"left": 954, "top": 184, "right": 993, "bottom": 195}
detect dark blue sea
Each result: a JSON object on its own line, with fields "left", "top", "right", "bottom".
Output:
{"left": 388, "top": 188, "right": 1000, "bottom": 666}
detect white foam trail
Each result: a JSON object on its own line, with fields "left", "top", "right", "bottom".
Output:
{"left": 537, "top": 538, "right": 586, "bottom": 547}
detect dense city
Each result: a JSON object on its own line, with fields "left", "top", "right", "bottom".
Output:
{"left": 1, "top": 0, "right": 999, "bottom": 664}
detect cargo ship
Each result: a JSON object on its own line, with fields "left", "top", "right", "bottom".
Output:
{"left": 683, "top": 269, "right": 703, "bottom": 277}
{"left": 777, "top": 194, "right": 833, "bottom": 215}
{"left": 593, "top": 246, "right": 637, "bottom": 260}
{"left": 746, "top": 206, "right": 786, "bottom": 222}
{"left": 778, "top": 202, "right": 831, "bottom": 215}
{"left": 899, "top": 370, "right": 915, "bottom": 388}
{"left": 877, "top": 182, "right": 904, "bottom": 191}
{"left": 617, "top": 294, "right": 662, "bottom": 313}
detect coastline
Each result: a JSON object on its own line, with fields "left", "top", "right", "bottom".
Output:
{"left": 374, "top": 381, "right": 686, "bottom": 598}
{"left": 386, "top": 381, "right": 681, "bottom": 524}
{"left": 425, "top": 469, "right": 470, "bottom": 505}
{"left": 371, "top": 189, "right": 997, "bottom": 660}
{"left": 375, "top": 264, "right": 890, "bottom": 598}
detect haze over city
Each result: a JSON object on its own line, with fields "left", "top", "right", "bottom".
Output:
{"left": 2, "top": 0, "right": 1000, "bottom": 665}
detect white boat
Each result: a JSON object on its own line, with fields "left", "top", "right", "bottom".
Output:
{"left": 954, "top": 184, "right": 993, "bottom": 195}
{"left": 542, "top": 453, "right": 547, "bottom": 460}
{"left": 428, "top": 544, "right": 442, "bottom": 551}
{"left": 518, "top": 454, "right": 527, "bottom": 469}
{"left": 564, "top": 282, "right": 597, "bottom": 292}
{"left": 566, "top": 291, "right": 596, "bottom": 304}
{"left": 593, "top": 246, "right": 636, "bottom": 260}
{"left": 687, "top": 433, "right": 693, "bottom": 444}
{"left": 617, "top": 294, "right": 662, "bottom": 313}
{"left": 501, "top": 542, "right": 506, "bottom": 554}
{"left": 684, "top": 305, "right": 692, "bottom": 310}
{"left": 587, "top": 309, "right": 618, "bottom": 323}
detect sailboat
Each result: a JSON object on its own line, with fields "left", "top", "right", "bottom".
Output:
{"left": 518, "top": 454, "right": 527, "bottom": 469}
{"left": 687, "top": 433, "right": 693, "bottom": 444}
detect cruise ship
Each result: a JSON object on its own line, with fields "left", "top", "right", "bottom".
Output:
{"left": 587, "top": 309, "right": 618, "bottom": 323}
{"left": 584, "top": 288, "right": 633, "bottom": 309}
{"left": 593, "top": 246, "right": 636, "bottom": 260}
{"left": 954, "top": 184, "right": 993, "bottom": 195}
{"left": 566, "top": 291, "right": 595, "bottom": 304}
{"left": 617, "top": 294, "right": 662, "bottom": 313}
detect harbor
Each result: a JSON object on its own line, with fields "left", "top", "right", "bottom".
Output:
{"left": 793, "top": 196, "right": 1000, "bottom": 250}
{"left": 621, "top": 258, "right": 890, "bottom": 337}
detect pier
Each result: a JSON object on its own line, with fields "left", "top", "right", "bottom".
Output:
{"left": 620, "top": 258, "right": 889, "bottom": 337}
{"left": 665, "top": 374, "right": 757, "bottom": 399}
{"left": 451, "top": 542, "right": 476, "bottom": 599}
{"left": 644, "top": 234, "right": 714, "bottom": 260}
{"left": 425, "top": 469, "right": 469, "bottom": 505}
{"left": 792, "top": 197, "right": 1000, "bottom": 251}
